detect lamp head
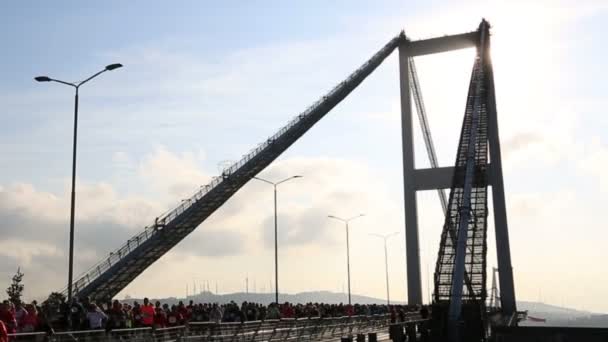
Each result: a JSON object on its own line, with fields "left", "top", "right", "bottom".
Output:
{"left": 34, "top": 76, "right": 51, "bottom": 82}
{"left": 105, "top": 63, "right": 123, "bottom": 71}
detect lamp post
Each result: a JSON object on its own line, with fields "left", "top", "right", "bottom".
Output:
{"left": 327, "top": 214, "right": 365, "bottom": 305}
{"left": 370, "top": 232, "right": 399, "bottom": 305}
{"left": 253, "top": 175, "right": 302, "bottom": 304}
{"left": 35, "top": 63, "right": 123, "bottom": 302}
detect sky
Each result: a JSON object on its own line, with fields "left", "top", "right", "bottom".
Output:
{"left": 1, "top": 0, "right": 607, "bottom": 312}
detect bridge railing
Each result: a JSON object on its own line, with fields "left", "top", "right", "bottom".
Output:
{"left": 8, "top": 314, "right": 417, "bottom": 342}
{"left": 108, "top": 326, "right": 154, "bottom": 341}
{"left": 6, "top": 331, "right": 47, "bottom": 341}
{"left": 50, "top": 329, "right": 107, "bottom": 341}
{"left": 182, "top": 315, "right": 396, "bottom": 342}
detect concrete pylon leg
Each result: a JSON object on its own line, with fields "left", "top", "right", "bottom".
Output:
{"left": 399, "top": 42, "right": 423, "bottom": 305}
{"left": 486, "top": 65, "right": 517, "bottom": 316}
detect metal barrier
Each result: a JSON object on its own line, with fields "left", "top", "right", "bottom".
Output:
{"left": 181, "top": 315, "right": 393, "bottom": 342}
{"left": 387, "top": 313, "right": 431, "bottom": 342}
{"left": 109, "top": 327, "right": 153, "bottom": 341}
{"left": 153, "top": 326, "right": 186, "bottom": 341}
{"left": 51, "top": 329, "right": 107, "bottom": 341}
{"left": 7, "top": 332, "right": 47, "bottom": 342}
{"left": 7, "top": 314, "right": 423, "bottom": 342}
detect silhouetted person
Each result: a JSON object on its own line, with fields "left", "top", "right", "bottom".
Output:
{"left": 419, "top": 306, "right": 429, "bottom": 342}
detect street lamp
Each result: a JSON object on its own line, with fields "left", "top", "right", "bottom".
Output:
{"left": 370, "top": 232, "right": 399, "bottom": 305}
{"left": 35, "top": 63, "right": 123, "bottom": 302}
{"left": 252, "top": 175, "right": 302, "bottom": 303}
{"left": 327, "top": 214, "right": 365, "bottom": 305}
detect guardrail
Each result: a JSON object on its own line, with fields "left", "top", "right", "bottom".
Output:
{"left": 7, "top": 314, "right": 425, "bottom": 342}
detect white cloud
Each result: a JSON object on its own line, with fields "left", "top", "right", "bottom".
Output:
{"left": 0, "top": 239, "right": 62, "bottom": 267}
{"left": 138, "top": 146, "right": 211, "bottom": 200}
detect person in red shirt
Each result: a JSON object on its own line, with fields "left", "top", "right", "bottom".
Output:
{"left": 0, "top": 302, "right": 17, "bottom": 334}
{"left": 153, "top": 307, "right": 167, "bottom": 329}
{"left": 0, "top": 320, "right": 8, "bottom": 342}
{"left": 185, "top": 300, "right": 195, "bottom": 322}
{"left": 166, "top": 306, "right": 183, "bottom": 327}
{"left": 13, "top": 302, "right": 27, "bottom": 329}
{"left": 108, "top": 301, "right": 126, "bottom": 330}
{"left": 281, "top": 302, "right": 295, "bottom": 318}
{"left": 19, "top": 304, "right": 38, "bottom": 332}
{"left": 140, "top": 298, "right": 155, "bottom": 327}
{"left": 345, "top": 304, "right": 354, "bottom": 317}
{"left": 131, "top": 302, "right": 143, "bottom": 327}
{"left": 177, "top": 301, "right": 189, "bottom": 324}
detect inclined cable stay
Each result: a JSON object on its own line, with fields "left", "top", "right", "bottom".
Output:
{"left": 65, "top": 33, "right": 404, "bottom": 300}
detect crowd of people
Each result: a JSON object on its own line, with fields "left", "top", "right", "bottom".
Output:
{"left": 0, "top": 296, "right": 423, "bottom": 334}
{"left": 0, "top": 300, "right": 42, "bottom": 334}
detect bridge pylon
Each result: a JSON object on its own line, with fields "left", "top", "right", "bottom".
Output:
{"left": 396, "top": 20, "right": 516, "bottom": 322}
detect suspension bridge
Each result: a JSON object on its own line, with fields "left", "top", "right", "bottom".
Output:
{"left": 57, "top": 19, "right": 529, "bottom": 341}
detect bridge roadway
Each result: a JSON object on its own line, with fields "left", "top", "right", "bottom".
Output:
{"left": 7, "top": 313, "right": 427, "bottom": 342}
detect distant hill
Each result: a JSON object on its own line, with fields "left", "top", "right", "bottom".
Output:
{"left": 518, "top": 301, "right": 608, "bottom": 327}
{"left": 519, "top": 300, "right": 593, "bottom": 318}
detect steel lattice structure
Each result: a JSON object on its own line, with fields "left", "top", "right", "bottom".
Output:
{"left": 433, "top": 46, "right": 490, "bottom": 304}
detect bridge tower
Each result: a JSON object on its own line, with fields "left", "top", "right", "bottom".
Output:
{"left": 397, "top": 20, "right": 516, "bottom": 336}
